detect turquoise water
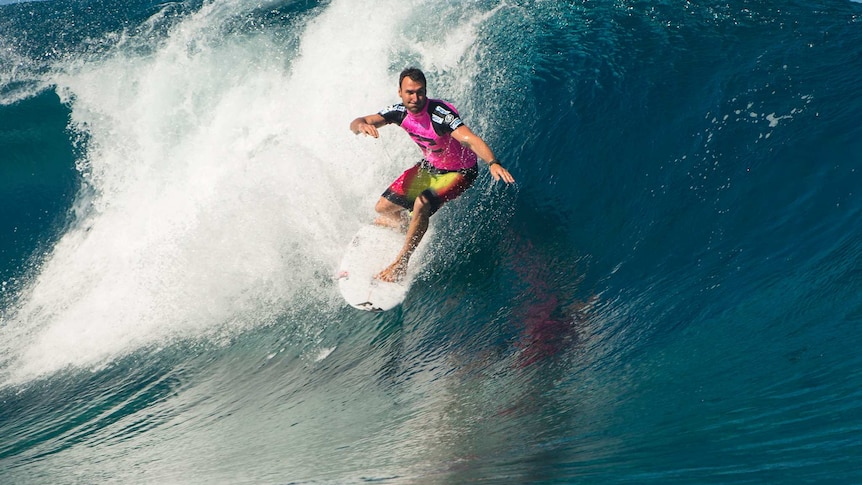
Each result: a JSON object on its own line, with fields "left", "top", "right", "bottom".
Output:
{"left": 1, "top": 0, "right": 861, "bottom": 483}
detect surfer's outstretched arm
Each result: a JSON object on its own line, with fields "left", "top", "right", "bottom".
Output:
{"left": 452, "top": 125, "right": 515, "bottom": 184}
{"left": 350, "top": 114, "right": 388, "bottom": 138}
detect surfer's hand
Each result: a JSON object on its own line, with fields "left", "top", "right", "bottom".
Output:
{"left": 359, "top": 122, "right": 379, "bottom": 138}
{"left": 351, "top": 119, "right": 379, "bottom": 138}
{"left": 490, "top": 163, "right": 515, "bottom": 184}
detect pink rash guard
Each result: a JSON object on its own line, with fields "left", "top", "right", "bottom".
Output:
{"left": 379, "top": 99, "right": 478, "bottom": 171}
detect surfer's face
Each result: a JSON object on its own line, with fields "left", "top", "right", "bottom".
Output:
{"left": 398, "top": 77, "right": 427, "bottom": 114}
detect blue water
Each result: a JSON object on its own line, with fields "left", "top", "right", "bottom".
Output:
{"left": 2, "top": 0, "right": 861, "bottom": 483}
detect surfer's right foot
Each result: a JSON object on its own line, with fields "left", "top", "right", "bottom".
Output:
{"left": 375, "top": 259, "right": 407, "bottom": 282}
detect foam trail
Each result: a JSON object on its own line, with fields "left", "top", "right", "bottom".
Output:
{"left": 0, "top": 0, "right": 433, "bottom": 385}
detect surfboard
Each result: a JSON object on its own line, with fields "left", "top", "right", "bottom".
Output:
{"left": 337, "top": 224, "right": 412, "bottom": 312}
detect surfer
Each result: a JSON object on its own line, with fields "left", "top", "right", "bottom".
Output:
{"left": 350, "top": 67, "right": 515, "bottom": 282}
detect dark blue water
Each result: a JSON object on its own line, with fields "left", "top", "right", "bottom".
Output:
{"left": 2, "top": 0, "right": 861, "bottom": 483}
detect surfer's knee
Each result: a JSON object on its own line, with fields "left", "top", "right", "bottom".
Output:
{"left": 374, "top": 197, "right": 390, "bottom": 213}
{"left": 375, "top": 196, "right": 399, "bottom": 214}
{"left": 413, "top": 193, "right": 434, "bottom": 217}
{"left": 415, "top": 189, "right": 439, "bottom": 216}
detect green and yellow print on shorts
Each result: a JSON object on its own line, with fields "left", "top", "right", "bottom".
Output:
{"left": 382, "top": 160, "right": 478, "bottom": 215}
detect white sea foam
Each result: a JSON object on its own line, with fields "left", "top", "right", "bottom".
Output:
{"left": 2, "top": 0, "right": 501, "bottom": 385}
{"left": 0, "top": 0, "right": 444, "bottom": 385}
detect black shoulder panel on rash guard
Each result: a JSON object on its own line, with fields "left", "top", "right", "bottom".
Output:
{"left": 379, "top": 104, "right": 407, "bottom": 125}
{"left": 427, "top": 100, "right": 464, "bottom": 136}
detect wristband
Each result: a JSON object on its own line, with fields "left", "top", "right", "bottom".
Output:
{"left": 488, "top": 159, "right": 501, "bottom": 167}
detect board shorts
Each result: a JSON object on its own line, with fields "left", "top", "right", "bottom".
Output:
{"left": 382, "top": 160, "right": 478, "bottom": 215}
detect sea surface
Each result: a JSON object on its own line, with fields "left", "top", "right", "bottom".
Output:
{"left": 1, "top": 0, "right": 861, "bottom": 483}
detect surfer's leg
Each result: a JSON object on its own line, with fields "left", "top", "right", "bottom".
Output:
{"left": 374, "top": 197, "right": 409, "bottom": 230}
{"left": 376, "top": 193, "right": 432, "bottom": 282}
{"left": 375, "top": 167, "right": 476, "bottom": 282}
{"left": 374, "top": 163, "right": 423, "bottom": 230}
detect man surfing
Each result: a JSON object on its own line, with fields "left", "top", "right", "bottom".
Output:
{"left": 350, "top": 67, "right": 515, "bottom": 282}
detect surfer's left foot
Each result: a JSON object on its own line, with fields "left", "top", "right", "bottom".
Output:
{"left": 373, "top": 211, "right": 410, "bottom": 233}
{"left": 375, "top": 259, "right": 407, "bottom": 282}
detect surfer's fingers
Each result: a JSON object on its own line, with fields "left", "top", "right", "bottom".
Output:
{"left": 354, "top": 123, "right": 378, "bottom": 138}
{"left": 363, "top": 122, "right": 379, "bottom": 138}
{"left": 490, "top": 164, "right": 515, "bottom": 184}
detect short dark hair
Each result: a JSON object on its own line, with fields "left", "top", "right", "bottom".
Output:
{"left": 399, "top": 67, "right": 426, "bottom": 88}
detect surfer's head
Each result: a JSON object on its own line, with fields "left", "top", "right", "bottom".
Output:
{"left": 398, "top": 67, "right": 427, "bottom": 114}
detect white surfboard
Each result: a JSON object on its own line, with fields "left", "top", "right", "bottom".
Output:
{"left": 337, "top": 224, "right": 412, "bottom": 312}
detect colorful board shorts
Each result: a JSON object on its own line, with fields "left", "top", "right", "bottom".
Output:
{"left": 382, "top": 160, "right": 478, "bottom": 214}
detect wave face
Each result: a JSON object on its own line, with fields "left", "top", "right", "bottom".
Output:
{"left": 2, "top": 0, "right": 861, "bottom": 482}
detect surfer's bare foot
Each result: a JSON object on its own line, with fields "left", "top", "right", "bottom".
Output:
{"left": 373, "top": 211, "right": 409, "bottom": 232}
{"left": 375, "top": 259, "right": 407, "bottom": 282}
